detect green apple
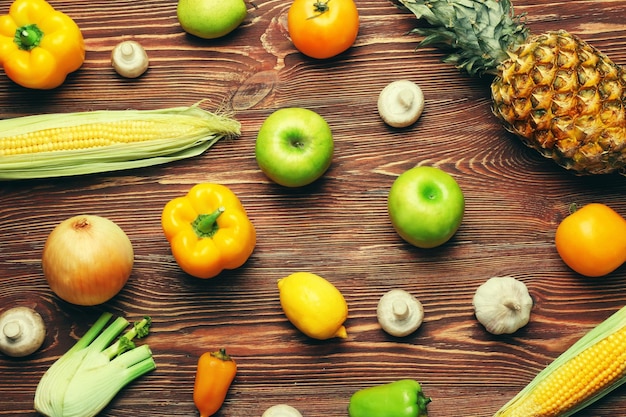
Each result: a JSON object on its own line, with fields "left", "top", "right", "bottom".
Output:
{"left": 388, "top": 166, "right": 465, "bottom": 248}
{"left": 177, "top": 0, "right": 247, "bottom": 39}
{"left": 255, "top": 108, "right": 334, "bottom": 187}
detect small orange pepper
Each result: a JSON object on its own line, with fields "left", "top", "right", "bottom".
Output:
{"left": 193, "top": 349, "right": 237, "bottom": 417}
{"left": 161, "top": 183, "right": 256, "bottom": 279}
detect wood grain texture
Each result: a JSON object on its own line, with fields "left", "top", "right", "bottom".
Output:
{"left": 1, "top": 0, "right": 626, "bottom": 416}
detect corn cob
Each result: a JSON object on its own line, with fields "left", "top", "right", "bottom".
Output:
{"left": 494, "top": 305, "right": 626, "bottom": 416}
{"left": 0, "top": 102, "right": 240, "bottom": 180}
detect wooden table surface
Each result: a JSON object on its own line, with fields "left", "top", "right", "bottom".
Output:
{"left": 2, "top": 0, "right": 626, "bottom": 416}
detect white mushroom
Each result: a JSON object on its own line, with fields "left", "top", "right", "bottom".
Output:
{"left": 0, "top": 307, "right": 46, "bottom": 357}
{"left": 262, "top": 404, "right": 303, "bottom": 417}
{"left": 473, "top": 276, "right": 533, "bottom": 335}
{"left": 376, "top": 289, "right": 424, "bottom": 337}
{"left": 111, "top": 40, "right": 149, "bottom": 78}
{"left": 377, "top": 80, "right": 425, "bottom": 128}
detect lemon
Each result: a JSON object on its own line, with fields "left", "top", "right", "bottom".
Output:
{"left": 278, "top": 272, "right": 348, "bottom": 340}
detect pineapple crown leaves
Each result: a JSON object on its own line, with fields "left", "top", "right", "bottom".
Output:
{"left": 395, "top": 0, "right": 530, "bottom": 77}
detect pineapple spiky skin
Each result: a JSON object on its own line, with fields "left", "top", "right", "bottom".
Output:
{"left": 491, "top": 30, "right": 626, "bottom": 175}
{"left": 397, "top": 0, "right": 626, "bottom": 175}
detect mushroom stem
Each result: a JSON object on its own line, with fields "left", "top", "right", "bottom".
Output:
{"left": 392, "top": 299, "right": 410, "bottom": 321}
{"left": 119, "top": 42, "right": 135, "bottom": 58}
{"left": 397, "top": 89, "right": 415, "bottom": 110}
{"left": 3, "top": 320, "right": 23, "bottom": 340}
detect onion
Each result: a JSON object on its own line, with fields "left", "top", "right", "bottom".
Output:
{"left": 42, "top": 214, "right": 134, "bottom": 306}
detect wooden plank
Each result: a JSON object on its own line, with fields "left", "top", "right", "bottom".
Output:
{"left": 1, "top": 0, "right": 626, "bottom": 415}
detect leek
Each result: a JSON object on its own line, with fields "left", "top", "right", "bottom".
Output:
{"left": 34, "top": 313, "right": 156, "bottom": 417}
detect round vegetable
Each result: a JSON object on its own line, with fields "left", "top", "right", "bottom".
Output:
{"left": 376, "top": 289, "right": 424, "bottom": 337}
{"left": 0, "top": 307, "right": 46, "bottom": 357}
{"left": 0, "top": 0, "right": 85, "bottom": 89}
{"left": 473, "top": 276, "right": 533, "bottom": 335}
{"left": 555, "top": 203, "right": 626, "bottom": 277}
{"left": 111, "top": 40, "right": 149, "bottom": 78}
{"left": 161, "top": 183, "right": 256, "bottom": 279}
{"left": 42, "top": 215, "right": 134, "bottom": 306}
{"left": 287, "top": 0, "right": 359, "bottom": 59}
{"left": 378, "top": 80, "right": 425, "bottom": 128}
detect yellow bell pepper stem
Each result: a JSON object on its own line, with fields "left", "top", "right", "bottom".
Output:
{"left": 161, "top": 183, "right": 256, "bottom": 279}
{"left": 0, "top": 0, "right": 85, "bottom": 89}
{"left": 16, "top": 24, "right": 43, "bottom": 49}
{"left": 193, "top": 207, "right": 225, "bottom": 237}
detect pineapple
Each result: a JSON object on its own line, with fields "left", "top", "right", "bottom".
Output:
{"left": 396, "top": 0, "right": 626, "bottom": 175}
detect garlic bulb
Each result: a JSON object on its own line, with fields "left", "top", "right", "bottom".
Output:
{"left": 472, "top": 276, "right": 533, "bottom": 335}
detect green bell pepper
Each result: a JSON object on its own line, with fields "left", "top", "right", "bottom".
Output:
{"left": 348, "top": 379, "right": 431, "bottom": 417}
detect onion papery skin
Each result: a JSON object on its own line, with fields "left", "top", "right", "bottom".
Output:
{"left": 42, "top": 215, "right": 134, "bottom": 306}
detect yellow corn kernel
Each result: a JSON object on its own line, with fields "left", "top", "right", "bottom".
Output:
{"left": 494, "top": 306, "right": 626, "bottom": 417}
{"left": 498, "top": 331, "right": 626, "bottom": 416}
{"left": 0, "top": 103, "right": 240, "bottom": 180}
{"left": 0, "top": 120, "right": 195, "bottom": 156}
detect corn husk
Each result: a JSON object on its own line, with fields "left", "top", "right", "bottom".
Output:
{"left": 494, "top": 305, "right": 626, "bottom": 416}
{"left": 0, "top": 102, "right": 240, "bottom": 180}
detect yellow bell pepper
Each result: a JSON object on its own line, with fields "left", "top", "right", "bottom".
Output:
{"left": 0, "top": 0, "right": 85, "bottom": 89}
{"left": 162, "top": 183, "right": 256, "bottom": 279}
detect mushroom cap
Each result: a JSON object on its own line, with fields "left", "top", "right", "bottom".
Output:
{"left": 377, "top": 289, "right": 424, "bottom": 337}
{"left": 0, "top": 307, "right": 46, "bottom": 357}
{"left": 377, "top": 80, "right": 425, "bottom": 128}
{"left": 111, "top": 40, "right": 149, "bottom": 78}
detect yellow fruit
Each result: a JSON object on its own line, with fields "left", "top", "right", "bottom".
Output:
{"left": 277, "top": 272, "right": 348, "bottom": 340}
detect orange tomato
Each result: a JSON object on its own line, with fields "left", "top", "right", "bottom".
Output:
{"left": 287, "top": 0, "right": 359, "bottom": 59}
{"left": 555, "top": 203, "right": 626, "bottom": 277}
